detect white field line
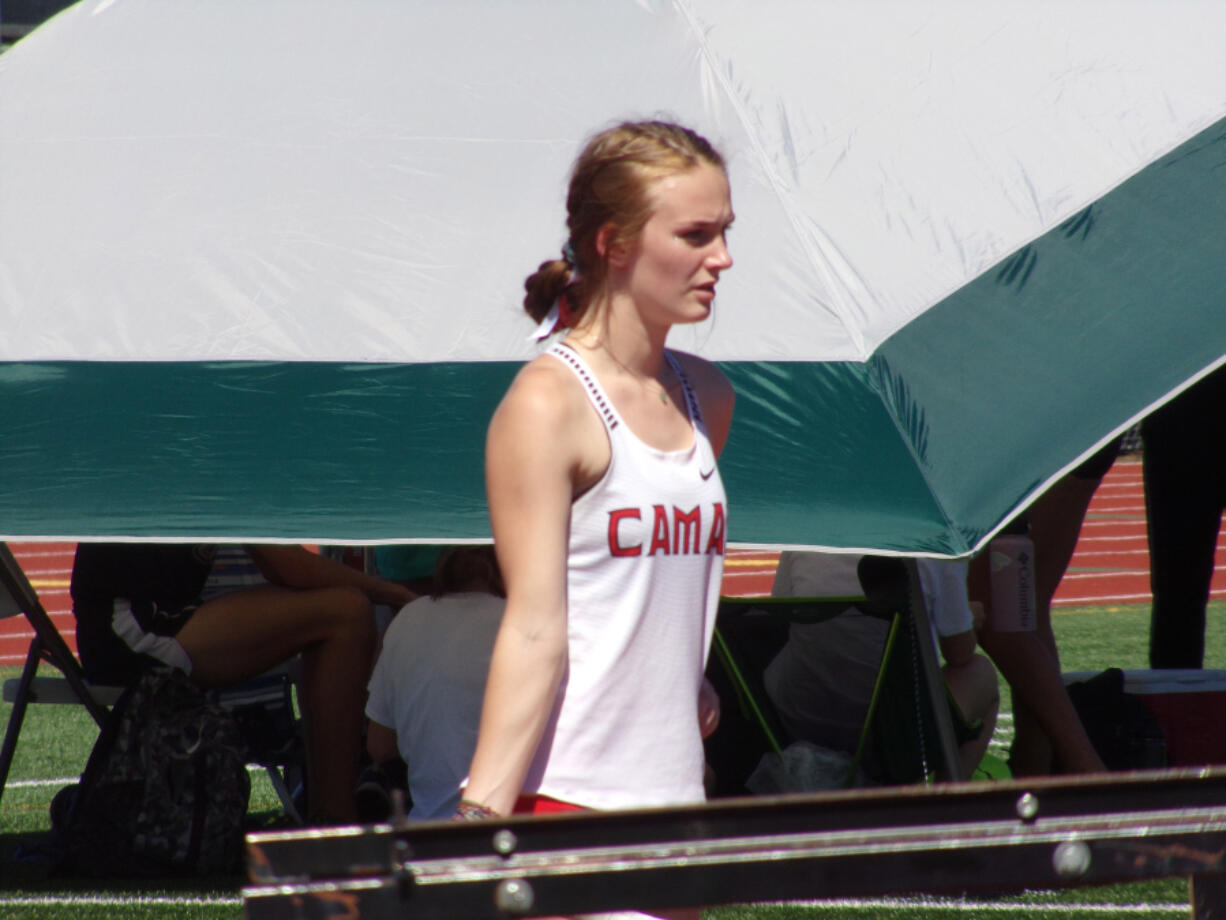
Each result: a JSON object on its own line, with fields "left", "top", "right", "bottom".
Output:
{"left": 762, "top": 898, "right": 1185, "bottom": 914}
{"left": 4, "top": 776, "right": 81, "bottom": 789}
{"left": 8, "top": 766, "right": 275, "bottom": 790}
{"left": 0, "top": 894, "right": 241, "bottom": 906}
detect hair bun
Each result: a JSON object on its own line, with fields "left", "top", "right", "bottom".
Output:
{"left": 523, "top": 258, "right": 572, "bottom": 323}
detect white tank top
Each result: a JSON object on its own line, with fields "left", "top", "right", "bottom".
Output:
{"left": 522, "top": 341, "right": 727, "bottom": 809}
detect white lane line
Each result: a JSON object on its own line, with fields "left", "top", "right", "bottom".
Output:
{"left": 762, "top": 898, "right": 1185, "bottom": 914}
{"left": 3, "top": 776, "right": 81, "bottom": 789}
{"left": 7, "top": 766, "right": 276, "bottom": 790}
{"left": 0, "top": 895, "right": 241, "bottom": 906}
{"left": 1060, "top": 570, "right": 1151, "bottom": 580}
{"left": 1068, "top": 549, "right": 1151, "bottom": 558}
{"left": 1056, "top": 592, "right": 1155, "bottom": 604}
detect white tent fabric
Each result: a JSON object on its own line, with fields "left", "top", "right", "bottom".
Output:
{"left": 5, "top": 0, "right": 1224, "bottom": 366}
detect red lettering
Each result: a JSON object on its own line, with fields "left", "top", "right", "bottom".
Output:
{"left": 705, "top": 502, "right": 726, "bottom": 555}
{"left": 608, "top": 508, "right": 642, "bottom": 556}
{"left": 673, "top": 506, "right": 701, "bottom": 554}
{"left": 648, "top": 504, "right": 671, "bottom": 556}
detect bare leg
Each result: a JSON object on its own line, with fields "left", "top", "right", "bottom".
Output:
{"left": 176, "top": 584, "right": 376, "bottom": 823}
{"left": 971, "top": 474, "right": 1105, "bottom": 775}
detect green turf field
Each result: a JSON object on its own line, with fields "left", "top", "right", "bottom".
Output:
{"left": 2, "top": 601, "right": 1222, "bottom": 919}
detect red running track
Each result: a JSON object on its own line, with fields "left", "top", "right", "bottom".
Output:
{"left": 3, "top": 459, "right": 1224, "bottom": 665}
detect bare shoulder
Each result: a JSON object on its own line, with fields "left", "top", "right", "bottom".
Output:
{"left": 488, "top": 351, "right": 605, "bottom": 479}
{"left": 668, "top": 349, "right": 735, "bottom": 453}
{"left": 493, "top": 352, "right": 589, "bottom": 434}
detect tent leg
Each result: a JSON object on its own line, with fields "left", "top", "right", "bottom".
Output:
{"left": 903, "top": 559, "right": 964, "bottom": 781}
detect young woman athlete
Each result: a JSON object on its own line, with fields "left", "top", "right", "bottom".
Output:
{"left": 459, "top": 121, "right": 736, "bottom": 918}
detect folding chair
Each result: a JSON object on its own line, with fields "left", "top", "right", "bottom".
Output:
{"left": 0, "top": 542, "right": 118, "bottom": 808}
{"left": 0, "top": 542, "right": 304, "bottom": 820}
{"left": 707, "top": 556, "right": 964, "bottom": 793}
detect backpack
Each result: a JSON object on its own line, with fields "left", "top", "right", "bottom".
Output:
{"left": 1067, "top": 667, "right": 1167, "bottom": 771}
{"left": 53, "top": 668, "right": 251, "bottom": 877}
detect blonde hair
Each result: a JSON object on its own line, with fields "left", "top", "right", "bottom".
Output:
{"left": 523, "top": 120, "right": 726, "bottom": 328}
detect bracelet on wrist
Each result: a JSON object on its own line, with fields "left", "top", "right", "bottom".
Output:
{"left": 454, "top": 799, "right": 501, "bottom": 821}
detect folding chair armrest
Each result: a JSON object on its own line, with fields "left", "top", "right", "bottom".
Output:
{"left": 3, "top": 675, "right": 124, "bottom": 707}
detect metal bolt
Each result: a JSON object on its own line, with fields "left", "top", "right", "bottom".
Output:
{"left": 492, "top": 828, "right": 518, "bottom": 856}
{"left": 1053, "top": 840, "right": 1092, "bottom": 878}
{"left": 494, "top": 878, "right": 535, "bottom": 914}
{"left": 1015, "top": 791, "right": 1039, "bottom": 821}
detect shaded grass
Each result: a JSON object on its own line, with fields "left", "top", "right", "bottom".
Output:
{"left": 0, "top": 903, "right": 240, "bottom": 920}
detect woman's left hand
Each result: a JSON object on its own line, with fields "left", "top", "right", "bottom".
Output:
{"left": 698, "top": 677, "right": 721, "bottom": 739}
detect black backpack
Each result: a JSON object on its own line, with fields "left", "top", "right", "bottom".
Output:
{"left": 53, "top": 668, "right": 251, "bottom": 877}
{"left": 1067, "top": 667, "right": 1167, "bottom": 771}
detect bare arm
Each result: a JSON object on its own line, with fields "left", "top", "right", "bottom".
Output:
{"left": 939, "top": 630, "right": 978, "bottom": 669}
{"left": 462, "top": 361, "right": 598, "bottom": 816}
{"left": 245, "top": 544, "right": 415, "bottom": 607}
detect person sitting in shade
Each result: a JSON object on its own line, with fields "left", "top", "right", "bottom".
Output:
{"left": 71, "top": 542, "right": 414, "bottom": 825}
{"left": 364, "top": 546, "right": 506, "bottom": 821}
{"left": 765, "top": 552, "right": 999, "bottom": 780}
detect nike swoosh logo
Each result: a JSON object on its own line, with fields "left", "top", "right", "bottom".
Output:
{"left": 700, "top": 467, "right": 715, "bottom": 480}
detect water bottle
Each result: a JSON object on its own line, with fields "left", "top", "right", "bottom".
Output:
{"left": 987, "top": 527, "right": 1036, "bottom": 632}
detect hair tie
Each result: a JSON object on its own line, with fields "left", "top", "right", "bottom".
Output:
{"left": 527, "top": 291, "right": 576, "bottom": 343}
{"left": 528, "top": 300, "right": 562, "bottom": 342}
{"left": 561, "top": 240, "right": 578, "bottom": 269}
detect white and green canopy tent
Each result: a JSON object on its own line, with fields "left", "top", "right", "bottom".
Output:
{"left": 2, "top": 0, "right": 1224, "bottom": 554}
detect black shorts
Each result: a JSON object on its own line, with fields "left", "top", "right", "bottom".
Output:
{"left": 74, "top": 597, "right": 199, "bottom": 687}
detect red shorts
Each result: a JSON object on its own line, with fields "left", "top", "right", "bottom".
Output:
{"left": 513, "top": 793, "right": 585, "bottom": 815}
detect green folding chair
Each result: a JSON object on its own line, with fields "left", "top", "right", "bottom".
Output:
{"left": 709, "top": 556, "right": 965, "bottom": 791}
